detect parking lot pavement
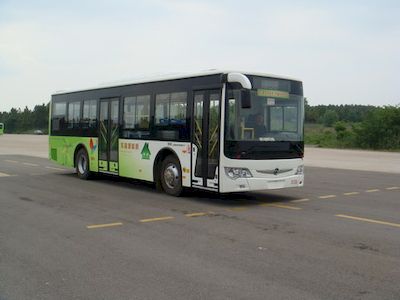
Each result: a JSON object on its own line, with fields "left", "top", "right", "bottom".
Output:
{"left": 0, "top": 155, "right": 400, "bottom": 299}
{"left": 304, "top": 147, "right": 400, "bottom": 174}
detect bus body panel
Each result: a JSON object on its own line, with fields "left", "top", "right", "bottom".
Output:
{"left": 49, "top": 136, "right": 99, "bottom": 172}
{"left": 119, "top": 139, "right": 191, "bottom": 187}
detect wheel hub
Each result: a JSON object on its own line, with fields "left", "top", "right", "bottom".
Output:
{"left": 78, "top": 155, "right": 87, "bottom": 174}
{"left": 164, "top": 164, "right": 179, "bottom": 189}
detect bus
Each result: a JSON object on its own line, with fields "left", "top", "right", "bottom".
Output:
{"left": 49, "top": 70, "right": 304, "bottom": 196}
{"left": 0, "top": 123, "right": 4, "bottom": 135}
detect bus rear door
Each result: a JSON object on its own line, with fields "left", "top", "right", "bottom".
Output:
{"left": 99, "top": 98, "right": 120, "bottom": 173}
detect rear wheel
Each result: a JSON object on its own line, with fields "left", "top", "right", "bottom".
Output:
{"left": 75, "top": 148, "right": 91, "bottom": 180}
{"left": 160, "top": 155, "right": 183, "bottom": 196}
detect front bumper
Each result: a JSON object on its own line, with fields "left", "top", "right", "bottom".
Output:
{"left": 221, "top": 174, "right": 304, "bottom": 193}
{"left": 247, "top": 175, "right": 304, "bottom": 191}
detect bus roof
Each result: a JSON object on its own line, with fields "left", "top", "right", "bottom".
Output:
{"left": 52, "top": 70, "right": 302, "bottom": 96}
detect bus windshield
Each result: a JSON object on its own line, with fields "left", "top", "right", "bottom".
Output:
{"left": 225, "top": 77, "right": 304, "bottom": 142}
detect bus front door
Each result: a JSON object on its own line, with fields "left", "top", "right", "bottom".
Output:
{"left": 99, "top": 98, "right": 120, "bottom": 174}
{"left": 192, "top": 90, "right": 220, "bottom": 190}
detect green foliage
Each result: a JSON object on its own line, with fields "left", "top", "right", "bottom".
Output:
{"left": 305, "top": 105, "right": 400, "bottom": 150}
{"left": 334, "top": 121, "right": 347, "bottom": 140}
{"left": 305, "top": 124, "right": 339, "bottom": 147}
{"left": 305, "top": 104, "right": 376, "bottom": 124}
{"left": 334, "top": 121, "right": 346, "bottom": 134}
{"left": 0, "top": 103, "right": 49, "bottom": 134}
{"left": 354, "top": 106, "right": 400, "bottom": 150}
{"left": 321, "top": 110, "right": 339, "bottom": 127}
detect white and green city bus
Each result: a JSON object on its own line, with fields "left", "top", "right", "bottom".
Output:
{"left": 0, "top": 123, "right": 4, "bottom": 135}
{"left": 49, "top": 70, "right": 304, "bottom": 196}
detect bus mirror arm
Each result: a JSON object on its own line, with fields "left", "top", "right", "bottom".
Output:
{"left": 226, "top": 73, "right": 252, "bottom": 89}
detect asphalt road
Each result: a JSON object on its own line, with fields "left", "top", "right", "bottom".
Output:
{"left": 0, "top": 155, "right": 400, "bottom": 300}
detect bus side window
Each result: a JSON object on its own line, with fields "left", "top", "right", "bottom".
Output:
{"left": 170, "top": 92, "right": 187, "bottom": 125}
{"left": 82, "top": 100, "right": 97, "bottom": 129}
{"left": 155, "top": 92, "right": 188, "bottom": 140}
{"left": 52, "top": 102, "right": 67, "bottom": 132}
{"left": 136, "top": 95, "right": 150, "bottom": 130}
{"left": 122, "top": 95, "right": 150, "bottom": 139}
{"left": 67, "top": 101, "right": 81, "bottom": 129}
{"left": 155, "top": 94, "right": 170, "bottom": 126}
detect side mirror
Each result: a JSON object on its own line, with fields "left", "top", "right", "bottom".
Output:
{"left": 241, "top": 89, "right": 251, "bottom": 108}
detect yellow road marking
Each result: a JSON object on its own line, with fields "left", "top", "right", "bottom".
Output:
{"left": 45, "top": 166, "right": 65, "bottom": 171}
{"left": 261, "top": 203, "right": 302, "bottom": 210}
{"left": 140, "top": 216, "right": 174, "bottom": 223}
{"left": 386, "top": 187, "right": 399, "bottom": 190}
{"left": 290, "top": 198, "right": 310, "bottom": 203}
{"left": 366, "top": 189, "right": 379, "bottom": 193}
{"left": 318, "top": 195, "right": 336, "bottom": 199}
{"left": 86, "top": 222, "right": 123, "bottom": 229}
{"left": 22, "top": 162, "right": 39, "bottom": 167}
{"left": 0, "top": 172, "right": 11, "bottom": 177}
{"left": 336, "top": 214, "right": 400, "bottom": 228}
{"left": 185, "top": 212, "right": 209, "bottom": 217}
{"left": 343, "top": 192, "right": 360, "bottom": 196}
{"left": 5, "top": 160, "right": 18, "bottom": 163}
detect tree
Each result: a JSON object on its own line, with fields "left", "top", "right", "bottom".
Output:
{"left": 334, "top": 121, "right": 347, "bottom": 140}
{"left": 0, "top": 103, "right": 49, "bottom": 134}
{"left": 321, "top": 110, "right": 339, "bottom": 127}
{"left": 355, "top": 106, "right": 400, "bottom": 149}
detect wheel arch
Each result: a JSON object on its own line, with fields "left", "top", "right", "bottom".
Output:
{"left": 153, "top": 147, "right": 182, "bottom": 184}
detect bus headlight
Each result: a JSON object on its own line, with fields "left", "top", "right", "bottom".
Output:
{"left": 295, "top": 165, "right": 304, "bottom": 175}
{"left": 224, "top": 167, "right": 253, "bottom": 180}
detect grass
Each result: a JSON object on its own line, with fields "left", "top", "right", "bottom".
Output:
{"left": 305, "top": 123, "right": 356, "bottom": 148}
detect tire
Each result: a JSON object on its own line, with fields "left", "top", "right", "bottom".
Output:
{"left": 75, "top": 148, "right": 91, "bottom": 180}
{"left": 160, "top": 155, "right": 183, "bottom": 196}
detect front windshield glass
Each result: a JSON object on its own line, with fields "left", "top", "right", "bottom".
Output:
{"left": 225, "top": 77, "right": 304, "bottom": 142}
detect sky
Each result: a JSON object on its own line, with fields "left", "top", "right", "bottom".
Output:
{"left": 0, "top": 0, "right": 399, "bottom": 111}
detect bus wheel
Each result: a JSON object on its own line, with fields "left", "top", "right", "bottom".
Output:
{"left": 161, "top": 155, "right": 183, "bottom": 196}
{"left": 76, "top": 148, "right": 91, "bottom": 180}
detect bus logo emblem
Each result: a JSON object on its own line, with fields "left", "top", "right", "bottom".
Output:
{"left": 89, "top": 138, "right": 97, "bottom": 153}
{"left": 141, "top": 143, "right": 151, "bottom": 160}
{"left": 273, "top": 168, "right": 279, "bottom": 175}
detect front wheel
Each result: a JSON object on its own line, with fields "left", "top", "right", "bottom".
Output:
{"left": 75, "top": 148, "right": 91, "bottom": 180}
{"left": 160, "top": 155, "right": 183, "bottom": 196}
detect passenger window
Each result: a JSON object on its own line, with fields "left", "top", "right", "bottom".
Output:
{"left": 82, "top": 100, "right": 97, "bottom": 128}
{"left": 122, "top": 95, "right": 150, "bottom": 138}
{"left": 123, "top": 97, "right": 136, "bottom": 129}
{"left": 155, "top": 93, "right": 170, "bottom": 125}
{"left": 67, "top": 101, "right": 81, "bottom": 129}
{"left": 170, "top": 92, "right": 187, "bottom": 125}
{"left": 136, "top": 95, "right": 150, "bottom": 129}
{"left": 52, "top": 102, "right": 67, "bottom": 131}
{"left": 155, "top": 92, "right": 187, "bottom": 126}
